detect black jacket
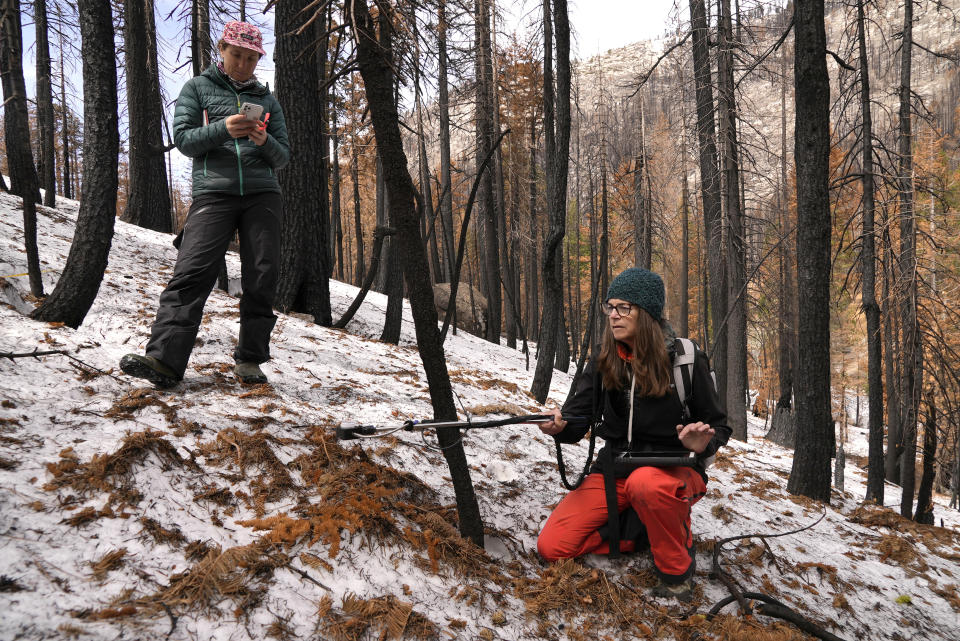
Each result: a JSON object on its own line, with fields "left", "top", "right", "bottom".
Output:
{"left": 557, "top": 340, "right": 731, "bottom": 481}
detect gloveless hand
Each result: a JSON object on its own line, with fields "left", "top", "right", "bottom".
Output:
{"left": 676, "top": 421, "right": 714, "bottom": 454}
{"left": 247, "top": 124, "right": 267, "bottom": 146}
{"left": 225, "top": 114, "right": 258, "bottom": 138}
{"left": 538, "top": 406, "right": 566, "bottom": 436}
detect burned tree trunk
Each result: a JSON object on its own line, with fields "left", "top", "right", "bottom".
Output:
{"left": 858, "top": 0, "right": 885, "bottom": 504}
{"left": 275, "top": 0, "right": 331, "bottom": 325}
{"left": 897, "top": 0, "right": 921, "bottom": 519}
{"left": 787, "top": 0, "right": 832, "bottom": 503}
{"left": 688, "top": 0, "right": 726, "bottom": 401}
{"left": 0, "top": 0, "right": 43, "bottom": 297}
{"left": 475, "top": 0, "right": 501, "bottom": 344}
{"left": 31, "top": 0, "right": 118, "bottom": 326}
{"left": 718, "top": 0, "right": 747, "bottom": 442}
{"left": 191, "top": 0, "right": 211, "bottom": 76}
{"left": 349, "top": 0, "right": 483, "bottom": 545}
{"left": 436, "top": 0, "right": 457, "bottom": 283}
{"left": 530, "top": 0, "right": 571, "bottom": 403}
{"left": 121, "top": 0, "right": 172, "bottom": 232}
{"left": 35, "top": 0, "right": 57, "bottom": 207}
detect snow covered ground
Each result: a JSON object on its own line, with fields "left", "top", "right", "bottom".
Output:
{"left": 1, "top": 191, "right": 959, "bottom": 640}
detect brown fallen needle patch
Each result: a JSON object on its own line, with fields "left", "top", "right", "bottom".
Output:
{"left": 45, "top": 430, "right": 195, "bottom": 499}
{"left": 198, "top": 428, "right": 294, "bottom": 514}
{"left": 105, "top": 388, "right": 178, "bottom": 423}
{"left": 317, "top": 592, "right": 437, "bottom": 641}
{"left": 89, "top": 548, "right": 127, "bottom": 581}
{"left": 136, "top": 541, "right": 281, "bottom": 615}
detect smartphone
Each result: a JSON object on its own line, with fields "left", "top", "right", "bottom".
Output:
{"left": 239, "top": 102, "right": 263, "bottom": 121}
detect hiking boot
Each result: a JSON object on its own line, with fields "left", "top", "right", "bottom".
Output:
{"left": 234, "top": 361, "right": 268, "bottom": 384}
{"left": 119, "top": 354, "right": 180, "bottom": 389}
{"left": 651, "top": 578, "right": 695, "bottom": 602}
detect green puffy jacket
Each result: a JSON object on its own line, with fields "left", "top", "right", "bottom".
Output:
{"left": 173, "top": 65, "right": 290, "bottom": 197}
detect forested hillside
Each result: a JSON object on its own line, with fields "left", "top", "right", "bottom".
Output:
{"left": 2, "top": 0, "right": 960, "bottom": 638}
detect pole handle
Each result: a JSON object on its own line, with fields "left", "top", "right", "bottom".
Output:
{"left": 336, "top": 423, "right": 378, "bottom": 440}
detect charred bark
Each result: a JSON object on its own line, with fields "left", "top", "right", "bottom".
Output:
{"left": 897, "top": 0, "right": 921, "bottom": 519}
{"left": 35, "top": 0, "right": 57, "bottom": 207}
{"left": 530, "top": 0, "right": 571, "bottom": 403}
{"left": 858, "top": 0, "right": 885, "bottom": 504}
{"left": 121, "top": 0, "right": 172, "bottom": 232}
{"left": 787, "top": 0, "right": 832, "bottom": 503}
{"left": 275, "top": 0, "right": 332, "bottom": 325}
{"left": 31, "top": 0, "right": 118, "bottom": 327}
{"left": 688, "top": 0, "right": 727, "bottom": 400}
{"left": 349, "top": 0, "right": 483, "bottom": 545}
{"left": 0, "top": 0, "right": 43, "bottom": 297}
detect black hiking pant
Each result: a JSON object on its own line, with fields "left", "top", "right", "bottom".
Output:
{"left": 145, "top": 192, "right": 283, "bottom": 378}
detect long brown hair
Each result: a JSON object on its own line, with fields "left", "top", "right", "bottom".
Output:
{"left": 597, "top": 309, "right": 671, "bottom": 397}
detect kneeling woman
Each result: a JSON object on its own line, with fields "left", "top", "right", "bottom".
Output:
{"left": 537, "top": 268, "right": 730, "bottom": 601}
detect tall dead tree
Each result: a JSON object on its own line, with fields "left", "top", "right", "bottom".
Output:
{"left": 527, "top": 117, "right": 540, "bottom": 340}
{"left": 633, "top": 99, "right": 651, "bottom": 269}
{"left": 331, "top": 114, "right": 344, "bottom": 280}
{"left": 897, "top": 0, "right": 921, "bottom": 519}
{"left": 436, "top": 0, "right": 457, "bottom": 283}
{"left": 275, "top": 0, "right": 332, "bottom": 326}
{"left": 688, "top": 0, "right": 726, "bottom": 401}
{"left": 530, "top": 0, "right": 571, "bottom": 403}
{"left": 858, "top": 0, "right": 884, "bottom": 504}
{"left": 1, "top": 0, "right": 43, "bottom": 296}
{"left": 475, "top": 0, "right": 501, "bottom": 344}
{"left": 679, "top": 99, "right": 691, "bottom": 338}
{"left": 32, "top": 0, "right": 119, "bottom": 328}
{"left": 787, "top": 0, "right": 832, "bottom": 503}
{"left": 884, "top": 221, "right": 902, "bottom": 483}
{"left": 191, "top": 0, "right": 211, "bottom": 76}
{"left": 768, "top": 27, "right": 798, "bottom": 449}
{"left": 35, "top": 0, "right": 57, "bottom": 207}
{"left": 121, "top": 0, "right": 172, "bottom": 232}
{"left": 350, "top": 83, "right": 365, "bottom": 283}
{"left": 718, "top": 0, "right": 747, "bottom": 441}
{"left": 348, "top": 0, "right": 483, "bottom": 546}
{"left": 56, "top": 30, "right": 72, "bottom": 200}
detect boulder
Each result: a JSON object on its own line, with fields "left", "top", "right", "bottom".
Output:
{"left": 433, "top": 283, "right": 488, "bottom": 338}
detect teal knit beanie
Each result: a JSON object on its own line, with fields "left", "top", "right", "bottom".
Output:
{"left": 606, "top": 267, "right": 664, "bottom": 321}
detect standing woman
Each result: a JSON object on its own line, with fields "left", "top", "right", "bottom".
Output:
{"left": 537, "top": 268, "right": 730, "bottom": 601}
{"left": 121, "top": 21, "right": 289, "bottom": 387}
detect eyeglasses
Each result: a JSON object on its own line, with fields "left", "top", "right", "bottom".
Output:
{"left": 600, "top": 301, "right": 634, "bottom": 317}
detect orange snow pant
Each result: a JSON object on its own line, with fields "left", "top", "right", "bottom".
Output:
{"left": 537, "top": 466, "right": 707, "bottom": 582}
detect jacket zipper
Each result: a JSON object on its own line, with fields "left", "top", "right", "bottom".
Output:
{"left": 231, "top": 92, "right": 245, "bottom": 196}
{"left": 202, "top": 109, "right": 209, "bottom": 177}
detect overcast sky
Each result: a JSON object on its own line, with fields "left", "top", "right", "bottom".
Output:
{"left": 567, "top": 0, "right": 680, "bottom": 57}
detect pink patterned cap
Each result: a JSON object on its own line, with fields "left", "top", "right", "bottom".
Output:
{"left": 221, "top": 21, "right": 265, "bottom": 56}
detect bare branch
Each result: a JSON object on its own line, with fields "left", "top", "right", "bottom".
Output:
{"left": 912, "top": 40, "right": 960, "bottom": 63}
{"left": 626, "top": 31, "right": 691, "bottom": 97}
{"left": 827, "top": 49, "right": 856, "bottom": 71}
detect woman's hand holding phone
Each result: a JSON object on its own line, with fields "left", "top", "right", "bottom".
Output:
{"left": 225, "top": 114, "right": 258, "bottom": 138}
{"left": 247, "top": 123, "right": 267, "bottom": 146}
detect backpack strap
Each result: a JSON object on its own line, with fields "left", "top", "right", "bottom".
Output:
{"left": 673, "top": 338, "right": 697, "bottom": 422}
{"left": 673, "top": 337, "right": 721, "bottom": 469}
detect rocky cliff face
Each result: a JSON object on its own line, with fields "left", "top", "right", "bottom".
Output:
{"left": 410, "top": 0, "right": 960, "bottom": 205}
